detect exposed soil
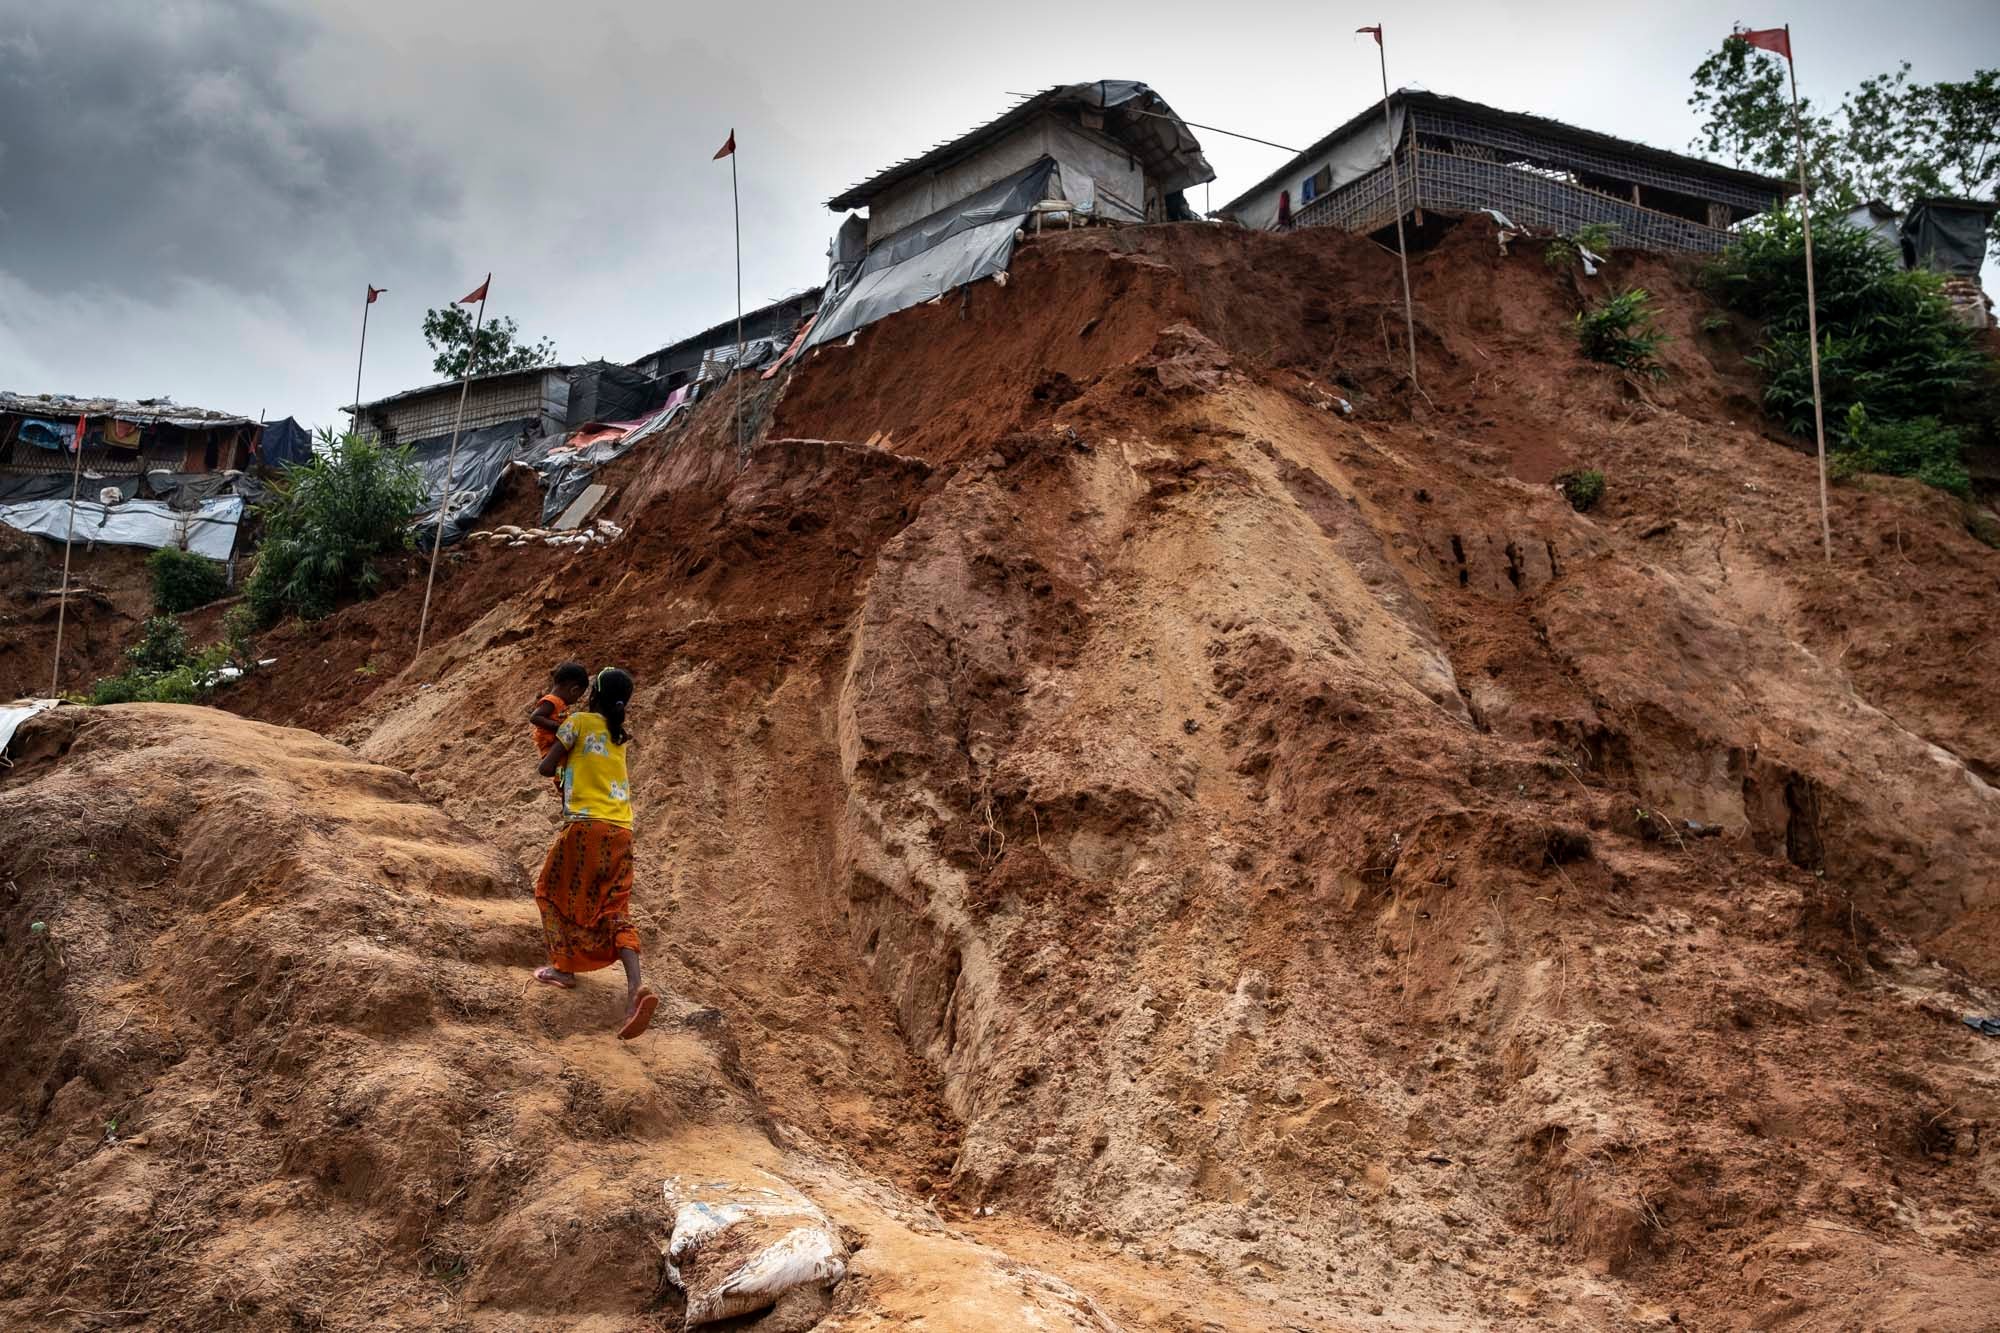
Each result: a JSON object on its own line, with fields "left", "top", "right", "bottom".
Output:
{"left": 5, "top": 218, "right": 1998, "bottom": 1331}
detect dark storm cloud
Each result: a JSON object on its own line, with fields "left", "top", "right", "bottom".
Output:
{"left": 0, "top": 0, "right": 455, "bottom": 300}
{"left": 0, "top": 0, "right": 1991, "bottom": 428}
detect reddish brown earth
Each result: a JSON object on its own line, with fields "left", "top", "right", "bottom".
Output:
{"left": 4, "top": 219, "right": 1999, "bottom": 1331}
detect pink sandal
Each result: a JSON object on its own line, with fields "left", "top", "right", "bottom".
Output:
{"left": 533, "top": 966, "right": 577, "bottom": 990}
{"left": 619, "top": 988, "right": 659, "bottom": 1040}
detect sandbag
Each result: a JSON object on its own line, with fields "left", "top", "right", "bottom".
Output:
{"left": 662, "top": 1175, "right": 847, "bottom": 1326}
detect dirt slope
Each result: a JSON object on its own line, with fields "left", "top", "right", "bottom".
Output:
{"left": 7, "top": 219, "right": 1999, "bottom": 1331}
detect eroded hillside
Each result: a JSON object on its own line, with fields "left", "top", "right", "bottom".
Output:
{"left": 5, "top": 220, "right": 1998, "bottom": 1330}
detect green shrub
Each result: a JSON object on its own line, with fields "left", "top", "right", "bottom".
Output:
{"left": 89, "top": 640, "right": 232, "bottom": 712}
{"left": 126, "top": 615, "right": 192, "bottom": 673}
{"left": 1829, "top": 405, "right": 1970, "bottom": 497}
{"left": 1544, "top": 223, "right": 1619, "bottom": 272}
{"left": 90, "top": 622, "right": 231, "bottom": 705}
{"left": 1574, "top": 289, "right": 1669, "bottom": 377}
{"left": 1707, "top": 208, "right": 1980, "bottom": 496}
{"left": 221, "top": 604, "right": 260, "bottom": 666}
{"left": 147, "top": 546, "right": 229, "bottom": 614}
{"left": 243, "top": 429, "right": 426, "bottom": 625}
{"left": 1556, "top": 468, "right": 1607, "bottom": 512}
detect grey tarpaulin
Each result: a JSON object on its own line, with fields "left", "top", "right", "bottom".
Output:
{"left": 409, "top": 420, "right": 534, "bottom": 546}
{"left": 257, "top": 416, "right": 314, "bottom": 469}
{"left": 147, "top": 470, "right": 265, "bottom": 510}
{"left": 0, "top": 471, "right": 140, "bottom": 505}
{"left": 823, "top": 214, "right": 869, "bottom": 311}
{"left": 805, "top": 157, "right": 1058, "bottom": 350}
{"left": 1900, "top": 198, "right": 1996, "bottom": 277}
{"left": 0, "top": 495, "right": 243, "bottom": 560}
{"left": 531, "top": 427, "right": 638, "bottom": 526}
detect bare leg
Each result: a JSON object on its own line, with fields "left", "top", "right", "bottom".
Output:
{"left": 617, "top": 947, "right": 642, "bottom": 1009}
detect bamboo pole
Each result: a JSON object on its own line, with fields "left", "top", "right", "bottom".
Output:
{"left": 1373, "top": 28, "right": 1420, "bottom": 393}
{"left": 1783, "top": 26, "right": 1834, "bottom": 562}
{"left": 414, "top": 280, "right": 489, "bottom": 662}
{"left": 47, "top": 411, "right": 89, "bottom": 696}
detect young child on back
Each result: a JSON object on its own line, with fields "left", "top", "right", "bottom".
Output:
{"left": 530, "top": 662, "right": 590, "bottom": 793}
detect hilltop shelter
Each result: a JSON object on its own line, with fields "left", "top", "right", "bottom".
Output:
{"left": 1840, "top": 199, "right": 1903, "bottom": 254}
{"left": 1216, "top": 90, "right": 1790, "bottom": 253}
{"left": 1899, "top": 198, "right": 1996, "bottom": 278}
{"left": 626, "top": 289, "right": 824, "bottom": 390}
{"left": 347, "top": 362, "right": 673, "bottom": 544}
{"left": 805, "top": 81, "right": 1214, "bottom": 349}
{"left": 0, "top": 393, "right": 268, "bottom": 560}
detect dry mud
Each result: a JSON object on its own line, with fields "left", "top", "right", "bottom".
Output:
{"left": 4, "top": 220, "right": 1998, "bottom": 1330}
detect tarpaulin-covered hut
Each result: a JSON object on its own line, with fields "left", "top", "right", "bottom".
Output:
{"left": 0, "top": 393, "right": 262, "bottom": 557}
{"left": 805, "top": 81, "right": 1214, "bottom": 350}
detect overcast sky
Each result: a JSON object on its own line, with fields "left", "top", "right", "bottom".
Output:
{"left": 1, "top": 0, "right": 1994, "bottom": 430}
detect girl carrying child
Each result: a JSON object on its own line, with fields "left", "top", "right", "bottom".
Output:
{"left": 534, "top": 666, "right": 658, "bottom": 1039}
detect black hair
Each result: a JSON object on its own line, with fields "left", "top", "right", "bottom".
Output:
{"left": 552, "top": 661, "right": 589, "bottom": 689}
{"left": 590, "top": 666, "right": 634, "bottom": 744}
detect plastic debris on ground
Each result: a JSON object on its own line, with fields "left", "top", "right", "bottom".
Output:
{"left": 1, "top": 698, "right": 62, "bottom": 762}
{"left": 661, "top": 1175, "right": 848, "bottom": 1327}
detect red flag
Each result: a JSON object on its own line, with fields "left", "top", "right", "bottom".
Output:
{"left": 1736, "top": 26, "right": 1791, "bottom": 60}
{"left": 459, "top": 275, "right": 490, "bottom": 304}
{"left": 367, "top": 285, "right": 385, "bottom": 303}
{"left": 73, "top": 413, "right": 86, "bottom": 454}
{"left": 713, "top": 129, "right": 735, "bottom": 160}
{"left": 1356, "top": 24, "right": 1382, "bottom": 44}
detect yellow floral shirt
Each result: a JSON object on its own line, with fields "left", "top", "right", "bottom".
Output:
{"left": 556, "top": 711, "right": 632, "bottom": 827}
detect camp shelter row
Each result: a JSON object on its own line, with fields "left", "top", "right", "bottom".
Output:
{"left": 345, "top": 75, "right": 1991, "bottom": 549}
{"left": 0, "top": 394, "right": 316, "bottom": 562}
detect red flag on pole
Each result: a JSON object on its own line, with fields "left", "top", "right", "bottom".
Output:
{"left": 459, "top": 275, "right": 490, "bottom": 304}
{"left": 1356, "top": 24, "right": 1382, "bottom": 44}
{"left": 713, "top": 129, "right": 736, "bottom": 160}
{"left": 73, "top": 413, "right": 86, "bottom": 454}
{"left": 367, "top": 285, "right": 385, "bottom": 303}
{"left": 1736, "top": 26, "right": 1791, "bottom": 60}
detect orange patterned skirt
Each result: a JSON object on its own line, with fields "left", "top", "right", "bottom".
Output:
{"left": 534, "top": 819, "right": 641, "bottom": 973}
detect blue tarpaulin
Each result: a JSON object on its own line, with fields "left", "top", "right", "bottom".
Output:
{"left": 19, "top": 418, "right": 75, "bottom": 451}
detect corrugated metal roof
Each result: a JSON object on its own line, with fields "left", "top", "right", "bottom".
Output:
{"left": 348, "top": 364, "right": 570, "bottom": 415}
{"left": 1217, "top": 89, "right": 1795, "bottom": 219}
{"left": 0, "top": 391, "right": 252, "bottom": 429}
{"left": 627, "top": 288, "right": 823, "bottom": 370}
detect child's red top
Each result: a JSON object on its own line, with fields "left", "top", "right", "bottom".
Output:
{"left": 532, "top": 694, "right": 568, "bottom": 754}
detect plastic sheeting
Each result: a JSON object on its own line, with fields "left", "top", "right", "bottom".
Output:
{"left": 1901, "top": 200, "right": 1994, "bottom": 277}
{"left": 0, "top": 494, "right": 243, "bottom": 560}
{"left": 408, "top": 420, "right": 534, "bottom": 547}
{"left": 1223, "top": 105, "right": 1407, "bottom": 232}
{"left": 805, "top": 157, "right": 1057, "bottom": 350}
{"left": 1, "top": 699, "right": 61, "bottom": 763}
{"left": 257, "top": 416, "right": 314, "bottom": 469}
{"left": 530, "top": 417, "right": 653, "bottom": 526}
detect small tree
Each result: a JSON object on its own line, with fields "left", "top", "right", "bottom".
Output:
{"left": 1690, "top": 42, "right": 1999, "bottom": 260}
{"left": 421, "top": 305, "right": 559, "bottom": 379}
{"left": 244, "top": 429, "right": 426, "bottom": 624}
